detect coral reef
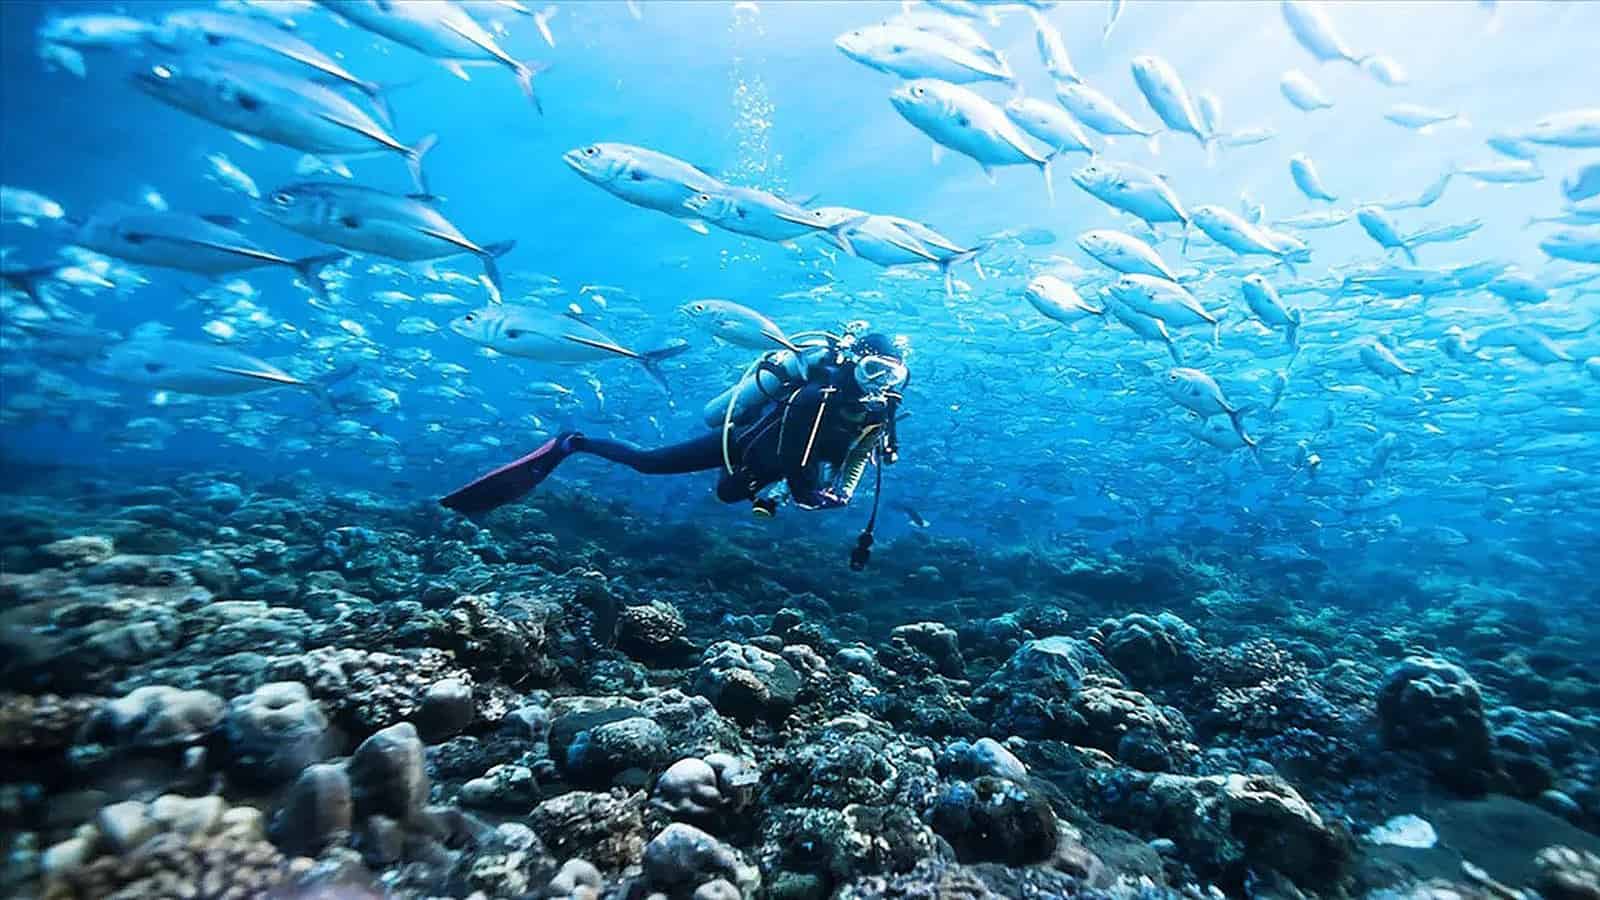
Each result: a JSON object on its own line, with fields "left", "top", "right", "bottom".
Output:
{"left": 1, "top": 470, "right": 1596, "bottom": 899}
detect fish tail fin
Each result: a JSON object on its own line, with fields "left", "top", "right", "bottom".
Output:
{"left": 289, "top": 252, "right": 345, "bottom": 302}
{"left": 535, "top": 5, "right": 558, "bottom": 47}
{"left": 514, "top": 59, "right": 552, "bottom": 115}
{"left": 1287, "top": 309, "right": 1302, "bottom": 349}
{"left": 1040, "top": 158, "right": 1055, "bottom": 207}
{"left": 1226, "top": 406, "right": 1255, "bottom": 446}
{"left": 1166, "top": 338, "right": 1184, "bottom": 365}
{"left": 1280, "top": 255, "right": 1299, "bottom": 277}
{"left": 308, "top": 363, "right": 361, "bottom": 411}
{"left": 478, "top": 240, "right": 516, "bottom": 300}
{"left": 359, "top": 77, "right": 419, "bottom": 130}
{"left": 405, "top": 133, "right": 439, "bottom": 194}
{"left": 1180, "top": 220, "right": 1192, "bottom": 256}
{"left": 1, "top": 266, "right": 55, "bottom": 303}
{"left": 1401, "top": 243, "right": 1418, "bottom": 265}
{"left": 639, "top": 340, "right": 691, "bottom": 402}
{"left": 939, "top": 243, "right": 989, "bottom": 292}
{"left": 361, "top": 82, "right": 396, "bottom": 130}
{"left": 826, "top": 227, "right": 857, "bottom": 256}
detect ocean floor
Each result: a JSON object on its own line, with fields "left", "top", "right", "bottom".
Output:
{"left": 1, "top": 467, "right": 1598, "bottom": 899}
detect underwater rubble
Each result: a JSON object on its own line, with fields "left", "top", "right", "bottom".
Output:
{"left": 0, "top": 469, "right": 1597, "bottom": 900}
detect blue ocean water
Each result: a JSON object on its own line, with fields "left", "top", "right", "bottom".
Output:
{"left": 4, "top": 0, "right": 1598, "bottom": 585}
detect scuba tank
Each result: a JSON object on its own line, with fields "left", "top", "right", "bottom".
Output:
{"left": 700, "top": 342, "right": 833, "bottom": 429}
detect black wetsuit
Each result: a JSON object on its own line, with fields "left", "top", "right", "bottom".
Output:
{"left": 440, "top": 355, "right": 891, "bottom": 516}
{"left": 571, "top": 362, "right": 880, "bottom": 504}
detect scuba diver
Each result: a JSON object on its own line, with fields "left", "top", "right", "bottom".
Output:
{"left": 440, "top": 330, "right": 908, "bottom": 565}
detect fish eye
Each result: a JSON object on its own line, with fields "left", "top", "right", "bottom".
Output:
{"left": 144, "top": 362, "right": 164, "bottom": 373}
{"left": 584, "top": 146, "right": 599, "bottom": 156}
{"left": 506, "top": 329, "right": 524, "bottom": 339}
{"left": 463, "top": 313, "right": 475, "bottom": 322}
{"left": 152, "top": 64, "right": 174, "bottom": 80}
{"left": 271, "top": 191, "right": 294, "bottom": 207}
{"left": 911, "top": 86, "right": 925, "bottom": 97}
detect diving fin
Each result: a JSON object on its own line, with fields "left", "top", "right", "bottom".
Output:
{"left": 440, "top": 432, "right": 579, "bottom": 515}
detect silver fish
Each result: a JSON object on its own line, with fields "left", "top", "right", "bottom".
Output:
{"left": 563, "top": 142, "right": 725, "bottom": 234}
{"left": 450, "top": 304, "right": 688, "bottom": 395}
{"left": 132, "top": 55, "right": 436, "bottom": 191}
{"left": 71, "top": 206, "right": 342, "bottom": 300}
{"left": 317, "top": 0, "right": 549, "bottom": 113}
{"left": 259, "top": 183, "right": 514, "bottom": 296}
{"left": 1289, "top": 153, "right": 1338, "bottom": 202}
{"left": 1280, "top": 70, "right": 1333, "bottom": 112}
{"left": 893, "top": 79, "right": 1054, "bottom": 203}
{"left": 152, "top": 9, "right": 389, "bottom": 118}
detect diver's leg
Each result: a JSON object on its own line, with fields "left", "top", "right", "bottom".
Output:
{"left": 573, "top": 431, "right": 726, "bottom": 475}
{"left": 442, "top": 429, "right": 729, "bottom": 514}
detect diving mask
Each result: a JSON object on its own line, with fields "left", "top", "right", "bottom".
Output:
{"left": 854, "top": 354, "right": 909, "bottom": 395}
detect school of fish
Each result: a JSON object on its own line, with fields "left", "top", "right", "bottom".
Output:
{"left": 2, "top": 0, "right": 1598, "bottom": 583}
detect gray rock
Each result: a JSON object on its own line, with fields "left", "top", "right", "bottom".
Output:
{"left": 416, "top": 678, "right": 475, "bottom": 741}
{"left": 930, "top": 777, "right": 1058, "bottom": 865}
{"left": 889, "top": 622, "right": 965, "bottom": 677}
{"left": 566, "top": 716, "right": 668, "bottom": 784}
{"left": 694, "top": 878, "right": 742, "bottom": 900}
{"left": 1377, "top": 656, "right": 1499, "bottom": 793}
{"left": 349, "top": 722, "right": 429, "bottom": 822}
{"left": 642, "top": 823, "right": 758, "bottom": 895}
{"left": 940, "top": 737, "right": 1028, "bottom": 782}
{"left": 41, "top": 535, "right": 116, "bottom": 567}
{"left": 503, "top": 704, "right": 551, "bottom": 744}
{"left": 548, "top": 858, "right": 603, "bottom": 897}
{"left": 654, "top": 758, "right": 723, "bottom": 819}
{"left": 460, "top": 764, "right": 539, "bottom": 809}
{"left": 693, "top": 642, "right": 801, "bottom": 723}
{"left": 80, "top": 685, "right": 225, "bottom": 749}
{"left": 222, "top": 681, "right": 332, "bottom": 785}
{"left": 148, "top": 794, "right": 224, "bottom": 837}
{"left": 96, "top": 800, "right": 159, "bottom": 853}
{"left": 271, "top": 763, "right": 353, "bottom": 857}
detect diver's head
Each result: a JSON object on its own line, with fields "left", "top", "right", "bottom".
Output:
{"left": 851, "top": 332, "right": 908, "bottom": 396}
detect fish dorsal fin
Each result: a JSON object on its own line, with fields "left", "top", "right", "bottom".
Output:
{"left": 200, "top": 213, "right": 246, "bottom": 228}
{"left": 436, "top": 15, "right": 511, "bottom": 67}
{"left": 561, "top": 333, "right": 639, "bottom": 361}
{"left": 314, "top": 111, "right": 397, "bottom": 151}
{"left": 415, "top": 225, "right": 482, "bottom": 255}
{"left": 210, "top": 364, "right": 305, "bottom": 387}
{"left": 884, "top": 229, "right": 940, "bottom": 262}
